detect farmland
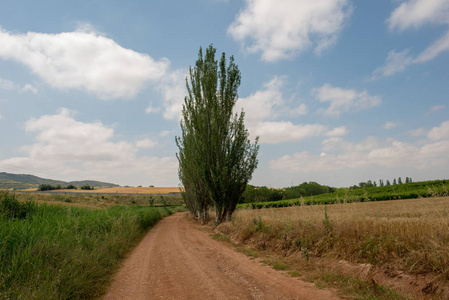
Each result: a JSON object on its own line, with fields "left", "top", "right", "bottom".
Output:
{"left": 217, "top": 196, "right": 449, "bottom": 299}
{"left": 13, "top": 189, "right": 183, "bottom": 209}
{"left": 238, "top": 179, "right": 449, "bottom": 209}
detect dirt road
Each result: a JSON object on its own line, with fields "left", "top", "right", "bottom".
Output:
{"left": 102, "top": 213, "right": 339, "bottom": 300}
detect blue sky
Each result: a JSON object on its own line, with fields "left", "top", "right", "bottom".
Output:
{"left": 0, "top": 0, "right": 448, "bottom": 187}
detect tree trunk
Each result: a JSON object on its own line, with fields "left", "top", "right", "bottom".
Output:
{"left": 214, "top": 206, "right": 225, "bottom": 226}
{"left": 225, "top": 210, "right": 233, "bottom": 222}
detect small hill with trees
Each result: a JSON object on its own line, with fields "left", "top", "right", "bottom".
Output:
{"left": 0, "top": 172, "right": 119, "bottom": 190}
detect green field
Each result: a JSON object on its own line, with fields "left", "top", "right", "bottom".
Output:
{"left": 0, "top": 191, "right": 172, "bottom": 299}
{"left": 238, "top": 179, "right": 448, "bottom": 209}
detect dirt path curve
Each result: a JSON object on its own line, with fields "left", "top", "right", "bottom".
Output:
{"left": 102, "top": 213, "right": 339, "bottom": 300}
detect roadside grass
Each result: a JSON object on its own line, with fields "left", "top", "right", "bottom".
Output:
{"left": 0, "top": 191, "right": 171, "bottom": 299}
{"left": 14, "top": 192, "right": 184, "bottom": 209}
{"left": 311, "top": 270, "right": 406, "bottom": 300}
{"left": 216, "top": 197, "right": 449, "bottom": 299}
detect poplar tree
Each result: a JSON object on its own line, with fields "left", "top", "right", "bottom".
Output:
{"left": 176, "top": 45, "right": 259, "bottom": 225}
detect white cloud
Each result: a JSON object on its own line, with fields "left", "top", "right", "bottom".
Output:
{"left": 251, "top": 121, "right": 326, "bottom": 144}
{"left": 0, "top": 108, "right": 178, "bottom": 186}
{"left": 374, "top": 1, "right": 449, "bottom": 79}
{"left": 21, "top": 84, "right": 38, "bottom": 94}
{"left": 409, "top": 128, "right": 428, "bottom": 137}
{"left": 325, "top": 126, "right": 348, "bottom": 137}
{"left": 235, "top": 76, "right": 286, "bottom": 125}
{"left": 136, "top": 138, "right": 157, "bottom": 149}
{"left": 0, "top": 26, "right": 168, "bottom": 99}
{"left": 228, "top": 0, "right": 352, "bottom": 62}
{"left": 291, "top": 103, "right": 308, "bottom": 116}
{"left": 387, "top": 0, "right": 449, "bottom": 32}
{"left": 235, "top": 77, "right": 321, "bottom": 143}
{"left": 158, "top": 69, "right": 187, "bottom": 120}
{"left": 430, "top": 104, "right": 446, "bottom": 113}
{"left": 270, "top": 120, "right": 449, "bottom": 173}
{"left": 383, "top": 121, "right": 400, "bottom": 129}
{"left": 428, "top": 120, "right": 449, "bottom": 140}
{"left": 371, "top": 50, "right": 414, "bottom": 79}
{"left": 0, "top": 77, "right": 37, "bottom": 93}
{"left": 159, "top": 130, "right": 171, "bottom": 137}
{"left": 145, "top": 101, "right": 161, "bottom": 114}
{"left": 414, "top": 29, "right": 449, "bottom": 62}
{"left": 314, "top": 84, "right": 381, "bottom": 116}
{"left": 371, "top": 30, "right": 449, "bottom": 79}
{"left": 0, "top": 78, "right": 16, "bottom": 90}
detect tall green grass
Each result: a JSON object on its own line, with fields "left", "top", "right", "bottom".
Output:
{"left": 0, "top": 191, "right": 170, "bottom": 299}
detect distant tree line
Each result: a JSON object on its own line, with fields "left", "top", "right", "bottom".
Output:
{"left": 240, "top": 182, "right": 336, "bottom": 203}
{"left": 240, "top": 177, "right": 416, "bottom": 204}
{"left": 351, "top": 177, "right": 413, "bottom": 189}
{"left": 38, "top": 184, "right": 94, "bottom": 191}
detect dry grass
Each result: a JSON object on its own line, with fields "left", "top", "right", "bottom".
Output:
{"left": 14, "top": 192, "right": 183, "bottom": 209}
{"left": 19, "top": 186, "right": 183, "bottom": 194}
{"left": 71, "top": 186, "right": 183, "bottom": 194}
{"left": 216, "top": 197, "right": 449, "bottom": 298}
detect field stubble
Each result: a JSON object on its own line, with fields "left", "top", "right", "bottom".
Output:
{"left": 13, "top": 192, "right": 183, "bottom": 209}
{"left": 216, "top": 197, "right": 449, "bottom": 299}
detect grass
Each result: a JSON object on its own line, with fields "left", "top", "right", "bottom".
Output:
{"left": 311, "top": 270, "right": 405, "bottom": 300}
{"left": 0, "top": 191, "right": 171, "bottom": 299}
{"left": 216, "top": 196, "right": 449, "bottom": 298}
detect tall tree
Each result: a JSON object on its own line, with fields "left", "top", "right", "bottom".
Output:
{"left": 176, "top": 45, "right": 259, "bottom": 225}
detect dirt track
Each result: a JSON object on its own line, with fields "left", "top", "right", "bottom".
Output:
{"left": 102, "top": 213, "right": 339, "bottom": 300}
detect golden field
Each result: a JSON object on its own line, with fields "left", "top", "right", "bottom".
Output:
{"left": 216, "top": 197, "right": 449, "bottom": 299}
{"left": 19, "top": 186, "right": 183, "bottom": 194}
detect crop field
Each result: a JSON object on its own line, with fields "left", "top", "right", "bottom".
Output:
{"left": 238, "top": 179, "right": 449, "bottom": 209}
{"left": 0, "top": 191, "right": 174, "bottom": 299}
{"left": 13, "top": 191, "right": 184, "bottom": 209}
{"left": 218, "top": 196, "right": 449, "bottom": 298}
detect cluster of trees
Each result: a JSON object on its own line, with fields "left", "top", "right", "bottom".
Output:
{"left": 240, "top": 182, "right": 336, "bottom": 203}
{"left": 38, "top": 184, "right": 94, "bottom": 191}
{"left": 176, "top": 45, "right": 259, "bottom": 225}
{"left": 352, "top": 177, "right": 413, "bottom": 189}
{"left": 38, "top": 184, "right": 66, "bottom": 191}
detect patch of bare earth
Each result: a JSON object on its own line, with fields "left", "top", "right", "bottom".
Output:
{"left": 102, "top": 213, "right": 339, "bottom": 300}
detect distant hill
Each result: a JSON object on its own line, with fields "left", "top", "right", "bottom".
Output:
{"left": 0, "top": 172, "right": 119, "bottom": 190}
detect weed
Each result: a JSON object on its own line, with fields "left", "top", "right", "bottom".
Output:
{"left": 261, "top": 260, "right": 289, "bottom": 270}
{"left": 236, "top": 247, "right": 259, "bottom": 259}
{"left": 211, "top": 233, "right": 231, "bottom": 242}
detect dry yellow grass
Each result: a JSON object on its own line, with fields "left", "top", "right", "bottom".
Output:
{"left": 19, "top": 187, "right": 183, "bottom": 194}
{"left": 60, "top": 186, "right": 183, "bottom": 194}
{"left": 216, "top": 197, "right": 449, "bottom": 297}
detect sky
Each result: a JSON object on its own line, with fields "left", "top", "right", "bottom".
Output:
{"left": 0, "top": 0, "right": 448, "bottom": 188}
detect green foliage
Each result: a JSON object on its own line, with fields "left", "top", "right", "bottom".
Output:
{"left": 37, "top": 183, "right": 65, "bottom": 191}
{"left": 0, "top": 193, "right": 170, "bottom": 299}
{"left": 238, "top": 179, "right": 449, "bottom": 209}
{"left": 80, "top": 184, "right": 94, "bottom": 190}
{"left": 176, "top": 44, "right": 259, "bottom": 225}
{"left": 0, "top": 191, "right": 37, "bottom": 219}
{"left": 241, "top": 182, "right": 336, "bottom": 203}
